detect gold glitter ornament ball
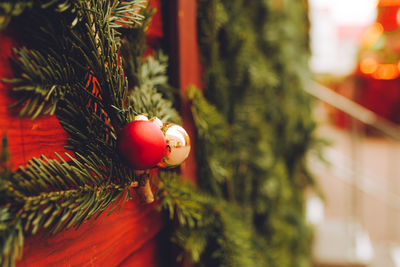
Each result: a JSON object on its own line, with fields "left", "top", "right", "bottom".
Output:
{"left": 157, "top": 123, "right": 191, "bottom": 168}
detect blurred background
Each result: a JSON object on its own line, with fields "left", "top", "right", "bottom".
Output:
{"left": 307, "top": 0, "right": 400, "bottom": 266}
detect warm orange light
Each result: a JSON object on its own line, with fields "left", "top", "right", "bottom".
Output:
{"left": 379, "top": 0, "right": 400, "bottom": 6}
{"left": 360, "top": 58, "right": 378, "bottom": 74}
{"left": 362, "top": 23, "right": 384, "bottom": 48}
{"left": 372, "top": 64, "right": 399, "bottom": 79}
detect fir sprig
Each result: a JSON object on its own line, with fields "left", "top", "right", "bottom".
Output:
{"left": 197, "top": 0, "right": 316, "bottom": 266}
{"left": 0, "top": 149, "right": 132, "bottom": 266}
{"left": 157, "top": 171, "right": 261, "bottom": 267}
{"left": 109, "top": 0, "right": 146, "bottom": 29}
{"left": 187, "top": 86, "right": 230, "bottom": 198}
{"left": 0, "top": 135, "right": 23, "bottom": 267}
{"left": 4, "top": 0, "right": 145, "bottom": 121}
{"left": 157, "top": 171, "right": 205, "bottom": 228}
{"left": 6, "top": 46, "right": 84, "bottom": 119}
{"left": 0, "top": 0, "right": 148, "bottom": 31}
{"left": 129, "top": 53, "right": 180, "bottom": 123}
{"left": 9, "top": 153, "right": 132, "bottom": 235}
{"left": 0, "top": 1, "right": 147, "bottom": 266}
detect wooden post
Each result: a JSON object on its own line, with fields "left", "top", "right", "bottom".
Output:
{"left": 169, "top": 0, "right": 202, "bottom": 184}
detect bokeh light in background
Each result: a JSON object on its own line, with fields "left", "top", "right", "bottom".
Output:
{"left": 309, "top": 0, "right": 378, "bottom": 75}
{"left": 308, "top": 1, "right": 400, "bottom": 266}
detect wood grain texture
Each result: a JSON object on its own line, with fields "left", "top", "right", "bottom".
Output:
{"left": 147, "top": 0, "right": 163, "bottom": 47}
{"left": 117, "top": 230, "right": 169, "bottom": 267}
{"left": 0, "top": 33, "right": 70, "bottom": 171}
{"left": 0, "top": 0, "right": 170, "bottom": 266}
{"left": 17, "top": 199, "right": 164, "bottom": 267}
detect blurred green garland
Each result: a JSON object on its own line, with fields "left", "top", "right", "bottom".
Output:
{"left": 178, "top": 0, "right": 316, "bottom": 266}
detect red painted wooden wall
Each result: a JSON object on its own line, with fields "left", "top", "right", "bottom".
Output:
{"left": 0, "top": 0, "right": 201, "bottom": 266}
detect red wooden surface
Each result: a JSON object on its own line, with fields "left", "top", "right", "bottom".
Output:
{"left": 0, "top": 34, "right": 70, "bottom": 170}
{"left": 18, "top": 200, "right": 164, "bottom": 267}
{"left": 0, "top": 1, "right": 171, "bottom": 266}
{"left": 147, "top": 0, "right": 164, "bottom": 46}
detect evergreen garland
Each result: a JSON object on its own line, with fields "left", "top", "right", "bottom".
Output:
{"left": 157, "top": 170, "right": 261, "bottom": 267}
{"left": 185, "top": 0, "right": 316, "bottom": 266}
{"left": 0, "top": 1, "right": 317, "bottom": 266}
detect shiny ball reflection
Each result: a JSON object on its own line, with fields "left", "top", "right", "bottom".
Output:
{"left": 157, "top": 123, "right": 191, "bottom": 168}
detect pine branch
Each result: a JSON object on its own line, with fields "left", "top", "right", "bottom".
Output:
{"left": 0, "top": 135, "right": 22, "bottom": 267}
{"left": 156, "top": 171, "right": 205, "bottom": 228}
{"left": 4, "top": 6, "right": 89, "bottom": 119}
{"left": 170, "top": 199, "right": 261, "bottom": 267}
{"left": 71, "top": 0, "right": 134, "bottom": 129}
{"left": 5, "top": 0, "right": 145, "bottom": 122}
{"left": 157, "top": 171, "right": 260, "bottom": 267}
{"left": 2, "top": 0, "right": 147, "bottom": 225}
{"left": 187, "top": 87, "right": 228, "bottom": 145}
{"left": 109, "top": 0, "right": 146, "bottom": 29}
{"left": 1, "top": 1, "right": 186, "bottom": 265}
{"left": 57, "top": 92, "right": 137, "bottom": 185}
{"left": 0, "top": 144, "right": 134, "bottom": 266}
{"left": 187, "top": 87, "right": 230, "bottom": 197}
{"left": 121, "top": 22, "right": 181, "bottom": 123}
{"left": 125, "top": 46, "right": 180, "bottom": 123}
{"left": 0, "top": 2, "right": 31, "bottom": 31}
{"left": 129, "top": 70, "right": 181, "bottom": 123}
{"left": 4, "top": 0, "right": 141, "bottom": 183}
{"left": 118, "top": 6, "right": 180, "bottom": 123}
{"left": 120, "top": 6, "right": 155, "bottom": 85}
{"left": 156, "top": 171, "right": 214, "bottom": 263}
{"left": 0, "top": 0, "right": 194, "bottom": 265}
{"left": 138, "top": 53, "right": 169, "bottom": 89}
{"left": 0, "top": 0, "right": 146, "bottom": 31}
{"left": 9, "top": 152, "right": 133, "bottom": 228}
{"left": 5, "top": 0, "right": 147, "bottom": 185}
{"left": 0, "top": 136, "right": 9, "bottom": 173}
{"left": 129, "top": 85, "right": 180, "bottom": 123}
{"left": 197, "top": 1, "right": 316, "bottom": 266}
{"left": 0, "top": 207, "right": 23, "bottom": 267}
{"left": 0, "top": 0, "right": 76, "bottom": 32}
{"left": 6, "top": 46, "right": 85, "bottom": 119}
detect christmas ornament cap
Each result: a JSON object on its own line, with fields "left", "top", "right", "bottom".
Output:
{"left": 158, "top": 123, "right": 191, "bottom": 168}
{"left": 118, "top": 120, "right": 167, "bottom": 169}
{"left": 134, "top": 114, "right": 149, "bottom": 121}
{"left": 150, "top": 117, "right": 163, "bottom": 128}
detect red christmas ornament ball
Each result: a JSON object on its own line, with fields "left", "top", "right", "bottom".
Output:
{"left": 118, "top": 120, "right": 167, "bottom": 169}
